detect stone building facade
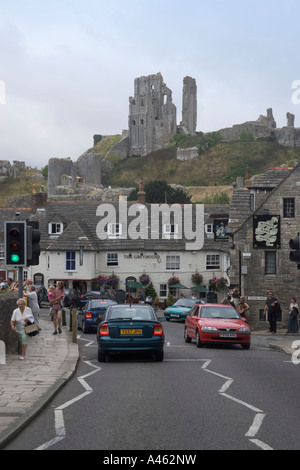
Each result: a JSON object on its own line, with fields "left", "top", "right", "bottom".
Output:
{"left": 228, "top": 164, "right": 300, "bottom": 329}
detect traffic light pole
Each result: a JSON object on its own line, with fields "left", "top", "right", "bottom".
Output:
{"left": 18, "top": 267, "right": 23, "bottom": 299}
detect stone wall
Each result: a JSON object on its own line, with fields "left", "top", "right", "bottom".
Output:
{"left": 0, "top": 293, "right": 19, "bottom": 354}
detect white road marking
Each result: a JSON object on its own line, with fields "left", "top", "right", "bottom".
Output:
{"left": 35, "top": 360, "right": 101, "bottom": 450}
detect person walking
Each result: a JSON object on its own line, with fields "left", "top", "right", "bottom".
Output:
{"left": 263, "top": 291, "right": 280, "bottom": 334}
{"left": 287, "top": 297, "right": 299, "bottom": 333}
{"left": 10, "top": 298, "right": 35, "bottom": 360}
{"left": 51, "top": 281, "right": 65, "bottom": 335}
{"left": 23, "top": 285, "right": 41, "bottom": 330}
{"left": 237, "top": 296, "right": 250, "bottom": 319}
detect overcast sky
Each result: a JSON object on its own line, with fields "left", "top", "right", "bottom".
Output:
{"left": 0, "top": 0, "right": 299, "bottom": 168}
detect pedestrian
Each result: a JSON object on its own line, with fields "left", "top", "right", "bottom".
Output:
{"left": 263, "top": 291, "right": 280, "bottom": 334}
{"left": 287, "top": 297, "right": 299, "bottom": 333}
{"left": 237, "top": 296, "right": 250, "bottom": 319}
{"left": 23, "top": 285, "right": 41, "bottom": 330}
{"left": 10, "top": 298, "right": 35, "bottom": 360}
{"left": 51, "top": 281, "right": 65, "bottom": 335}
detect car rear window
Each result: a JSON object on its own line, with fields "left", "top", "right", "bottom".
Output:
{"left": 90, "top": 300, "right": 116, "bottom": 308}
{"left": 108, "top": 306, "right": 155, "bottom": 321}
{"left": 200, "top": 306, "right": 240, "bottom": 319}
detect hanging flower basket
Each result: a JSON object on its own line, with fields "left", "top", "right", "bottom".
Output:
{"left": 168, "top": 276, "right": 180, "bottom": 287}
{"left": 191, "top": 272, "right": 203, "bottom": 286}
{"left": 106, "top": 273, "right": 120, "bottom": 288}
{"left": 229, "top": 287, "right": 240, "bottom": 298}
{"left": 209, "top": 276, "right": 228, "bottom": 291}
{"left": 96, "top": 275, "right": 107, "bottom": 286}
{"left": 139, "top": 273, "right": 150, "bottom": 286}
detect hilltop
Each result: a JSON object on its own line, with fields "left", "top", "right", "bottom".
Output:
{"left": 100, "top": 134, "right": 300, "bottom": 188}
{"left": 1, "top": 135, "right": 300, "bottom": 206}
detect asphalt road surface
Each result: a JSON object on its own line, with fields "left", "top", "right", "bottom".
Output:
{"left": 4, "top": 314, "right": 300, "bottom": 451}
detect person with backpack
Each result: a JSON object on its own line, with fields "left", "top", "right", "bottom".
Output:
{"left": 263, "top": 291, "right": 280, "bottom": 334}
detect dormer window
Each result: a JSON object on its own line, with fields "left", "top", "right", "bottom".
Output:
{"left": 48, "top": 222, "right": 63, "bottom": 235}
{"left": 163, "top": 224, "right": 178, "bottom": 238}
{"left": 107, "top": 223, "right": 122, "bottom": 238}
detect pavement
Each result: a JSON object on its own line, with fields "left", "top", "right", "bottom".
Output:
{"left": 0, "top": 316, "right": 299, "bottom": 449}
{"left": 0, "top": 313, "right": 79, "bottom": 449}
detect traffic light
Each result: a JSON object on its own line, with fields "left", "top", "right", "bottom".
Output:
{"left": 4, "top": 221, "right": 27, "bottom": 266}
{"left": 27, "top": 220, "right": 41, "bottom": 266}
{"left": 289, "top": 232, "right": 300, "bottom": 267}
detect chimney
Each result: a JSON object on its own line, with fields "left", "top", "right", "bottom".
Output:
{"left": 31, "top": 185, "right": 47, "bottom": 214}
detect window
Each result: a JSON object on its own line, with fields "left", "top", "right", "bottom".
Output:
{"left": 159, "top": 284, "right": 167, "bottom": 297}
{"left": 206, "top": 254, "right": 221, "bottom": 270}
{"left": 107, "top": 253, "right": 118, "bottom": 267}
{"left": 265, "top": 251, "right": 276, "bottom": 274}
{"left": 163, "top": 224, "right": 178, "bottom": 238}
{"left": 49, "top": 222, "right": 63, "bottom": 235}
{"left": 283, "top": 198, "right": 295, "bottom": 218}
{"left": 205, "top": 224, "right": 213, "bottom": 234}
{"left": 166, "top": 255, "right": 180, "bottom": 270}
{"left": 66, "top": 251, "right": 76, "bottom": 271}
{"left": 107, "top": 223, "right": 122, "bottom": 238}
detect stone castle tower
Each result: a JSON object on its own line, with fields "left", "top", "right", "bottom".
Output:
{"left": 128, "top": 73, "right": 197, "bottom": 156}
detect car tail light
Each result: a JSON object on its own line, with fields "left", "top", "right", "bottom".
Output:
{"left": 99, "top": 324, "right": 109, "bottom": 336}
{"left": 85, "top": 310, "right": 92, "bottom": 319}
{"left": 153, "top": 323, "right": 163, "bottom": 336}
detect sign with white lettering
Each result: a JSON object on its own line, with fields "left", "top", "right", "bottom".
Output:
{"left": 253, "top": 215, "right": 280, "bottom": 248}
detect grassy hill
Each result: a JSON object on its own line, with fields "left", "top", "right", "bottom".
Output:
{"left": 1, "top": 135, "right": 300, "bottom": 207}
{"left": 101, "top": 136, "right": 300, "bottom": 188}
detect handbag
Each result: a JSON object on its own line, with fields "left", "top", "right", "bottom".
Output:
{"left": 25, "top": 322, "right": 39, "bottom": 336}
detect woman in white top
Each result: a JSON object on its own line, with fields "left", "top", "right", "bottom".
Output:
{"left": 23, "top": 285, "right": 41, "bottom": 330}
{"left": 10, "top": 298, "right": 35, "bottom": 360}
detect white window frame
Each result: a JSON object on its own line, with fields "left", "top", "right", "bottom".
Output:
{"left": 48, "top": 222, "right": 63, "bottom": 235}
{"left": 159, "top": 283, "right": 167, "bottom": 298}
{"left": 66, "top": 251, "right": 76, "bottom": 271}
{"left": 0, "top": 243, "right": 4, "bottom": 259}
{"left": 163, "top": 224, "right": 179, "bottom": 239}
{"left": 107, "top": 252, "right": 119, "bottom": 267}
{"left": 107, "top": 223, "right": 122, "bottom": 239}
{"left": 206, "top": 254, "right": 221, "bottom": 270}
{"left": 166, "top": 254, "right": 181, "bottom": 271}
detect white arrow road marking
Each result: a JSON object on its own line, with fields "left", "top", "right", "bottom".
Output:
{"left": 35, "top": 360, "right": 101, "bottom": 450}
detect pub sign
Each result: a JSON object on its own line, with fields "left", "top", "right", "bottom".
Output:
{"left": 253, "top": 215, "right": 280, "bottom": 249}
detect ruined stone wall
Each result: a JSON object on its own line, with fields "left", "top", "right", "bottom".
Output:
{"left": 181, "top": 76, "right": 197, "bottom": 134}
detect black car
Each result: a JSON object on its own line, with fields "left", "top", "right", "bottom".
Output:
{"left": 63, "top": 288, "right": 81, "bottom": 308}
{"left": 79, "top": 290, "right": 114, "bottom": 308}
{"left": 34, "top": 285, "right": 49, "bottom": 307}
{"left": 77, "top": 299, "right": 118, "bottom": 333}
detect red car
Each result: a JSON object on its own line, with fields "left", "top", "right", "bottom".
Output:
{"left": 184, "top": 303, "right": 251, "bottom": 349}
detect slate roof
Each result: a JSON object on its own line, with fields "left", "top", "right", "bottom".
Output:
{"left": 0, "top": 199, "right": 229, "bottom": 253}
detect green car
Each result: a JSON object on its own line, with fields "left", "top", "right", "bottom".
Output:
{"left": 164, "top": 298, "right": 204, "bottom": 321}
{"left": 97, "top": 304, "right": 165, "bottom": 362}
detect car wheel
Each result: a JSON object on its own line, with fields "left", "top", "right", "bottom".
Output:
{"left": 155, "top": 350, "right": 164, "bottom": 362}
{"left": 184, "top": 328, "right": 191, "bottom": 343}
{"left": 196, "top": 330, "right": 203, "bottom": 348}
{"left": 242, "top": 343, "right": 250, "bottom": 350}
{"left": 165, "top": 317, "right": 170, "bottom": 321}
{"left": 98, "top": 350, "right": 106, "bottom": 362}
{"left": 82, "top": 322, "right": 89, "bottom": 334}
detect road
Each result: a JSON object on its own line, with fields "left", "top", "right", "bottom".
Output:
{"left": 4, "top": 313, "right": 300, "bottom": 451}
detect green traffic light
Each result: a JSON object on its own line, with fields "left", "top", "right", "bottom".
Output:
{"left": 10, "top": 254, "right": 20, "bottom": 263}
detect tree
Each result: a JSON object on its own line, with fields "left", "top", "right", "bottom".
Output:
{"left": 128, "top": 180, "right": 191, "bottom": 204}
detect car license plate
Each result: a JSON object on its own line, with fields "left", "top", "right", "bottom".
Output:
{"left": 120, "top": 329, "right": 142, "bottom": 335}
{"left": 219, "top": 332, "right": 237, "bottom": 338}
{"left": 170, "top": 314, "right": 179, "bottom": 317}
{"left": 98, "top": 314, "right": 103, "bottom": 318}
